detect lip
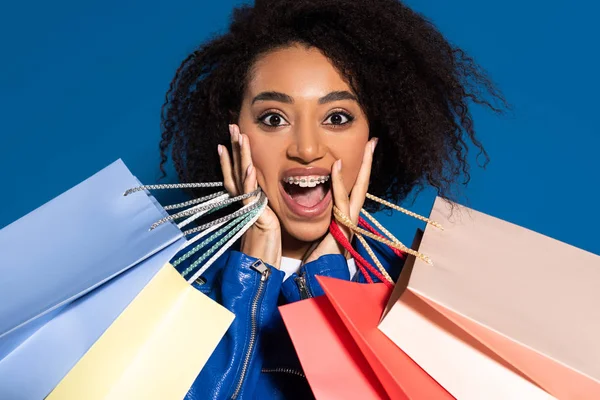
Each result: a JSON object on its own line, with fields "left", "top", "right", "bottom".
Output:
{"left": 279, "top": 170, "right": 332, "bottom": 218}
{"left": 281, "top": 166, "right": 331, "bottom": 179}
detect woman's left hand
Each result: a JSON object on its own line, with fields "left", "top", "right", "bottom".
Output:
{"left": 302, "top": 138, "right": 378, "bottom": 265}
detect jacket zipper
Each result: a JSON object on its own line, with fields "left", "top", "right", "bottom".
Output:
{"left": 261, "top": 367, "right": 306, "bottom": 379}
{"left": 231, "top": 259, "right": 271, "bottom": 399}
{"left": 295, "top": 274, "right": 312, "bottom": 299}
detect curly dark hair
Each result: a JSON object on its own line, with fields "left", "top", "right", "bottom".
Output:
{"left": 159, "top": 0, "right": 507, "bottom": 212}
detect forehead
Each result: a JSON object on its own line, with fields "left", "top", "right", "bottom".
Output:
{"left": 246, "top": 45, "right": 353, "bottom": 98}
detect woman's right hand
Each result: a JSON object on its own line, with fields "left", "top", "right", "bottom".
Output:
{"left": 218, "top": 124, "right": 282, "bottom": 269}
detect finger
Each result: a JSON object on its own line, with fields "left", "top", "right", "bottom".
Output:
{"left": 233, "top": 125, "right": 245, "bottom": 193}
{"left": 240, "top": 134, "right": 256, "bottom": 193}
{"left": 330, "top": 159, "right": 353, "bottom": 257}
{"left": 229, "top": 124, "right": 242, "bottom": 193}
{"left": 243, "top": 163, "right": 258, "bottom": 206}
{"left": 331, "top": 159, "right": 349, "bottom": 211}
{"left": 331, "top": 159, "right": 352, "bottom": 238}
{"left": 218, "top": 144, "right": 238, "bottom": 196}
{"left": 349, "top": 138, "right": 377, "bottom": 221}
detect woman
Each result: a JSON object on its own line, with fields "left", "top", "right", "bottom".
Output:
{"left": 160, "top": 0, "right": 506, "bottom": 398}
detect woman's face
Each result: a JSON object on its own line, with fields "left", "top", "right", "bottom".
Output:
{"left": 238, "top": 44, "right": 369, "bottom": 244}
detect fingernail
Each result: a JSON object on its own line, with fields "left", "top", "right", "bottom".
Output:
{"left": 246, "top": 163, "right": 254, "bottom": 177}
{"left": 336, "top": 159, "right": 342, "bottom": 172}
{"left": 230, "top": 125, "right": 238, "bottom": 141}
{"left": 217, "top": 145, "right": 223, "bottom": 156}
{"left": 372, "top": 138, "right": 378, "bottom": 153}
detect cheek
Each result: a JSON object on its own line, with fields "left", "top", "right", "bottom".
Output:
{"left": 246, "top": 135, "right": 280, "bottom": 190}
{"left": 236, "top": 116, "right": 277, "bottom": 189}
{"left": 334, "top": 137, "right": 369, "bottom": 191}
{"left": 342, "top": 152, "right": 365, "bottom": 191}
{"left": 251, "top": 149, "right": 272, "bottom": 188}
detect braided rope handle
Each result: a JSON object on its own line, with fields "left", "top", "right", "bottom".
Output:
{"left": 354, "top": 233, "right": 394, "bottom": 284}
{"left": 150, "top": 188, "right": 262, "bottom": 231}
{"left": 175, "top": 212, "right": 252, "bottom": 269}
{"left": 329, "top": 220, "right": 373, "bottom": 283}
{"left": 333, "top": 205, "right": 433, "bottom": 265}
{"left": 365, "top": 193, "right": 443, "bottom": 230}
{"left": 181, "top": 193, "right": 263, "bottom": 236}
{"left": 180, "top": 209, "right": 260, "bottom": 277}
{"left": 124, "top": 180, "right": 269, "bottom": 281}
{"left": 185, "top": 194, "right": 269, "bottom": 284}
{"left": 164, "top": 191, "right": 228, "bottom": 211}
{"left": 177, "top": 194, "right": 230, "bottom": 230}
{"left": 358, "top": 216, "right": 405, "bottom": 259}
{"left": 123, "top": 182, "right": 223, "bottom": 196}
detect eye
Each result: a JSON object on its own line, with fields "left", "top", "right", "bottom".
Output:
{"left": 258, "top": 112, "right": 289, "bottom": 127}
{"left": 323, "top": 111, "right": 354, "bottom": 126}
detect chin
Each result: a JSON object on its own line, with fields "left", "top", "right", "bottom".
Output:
{"left": 281, "top": 218, "right": 330, "bottom": 243}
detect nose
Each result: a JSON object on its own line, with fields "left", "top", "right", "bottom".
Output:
{"left": 285, "top": 120, "right": 326, "bottom": 164}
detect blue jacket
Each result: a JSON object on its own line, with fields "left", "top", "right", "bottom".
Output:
{"left": 178, "top": 234, "right": 404, "bottom": 399}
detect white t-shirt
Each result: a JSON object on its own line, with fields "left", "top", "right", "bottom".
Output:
{"left": 279, "top": 256, "right": 358, "bottom": 281}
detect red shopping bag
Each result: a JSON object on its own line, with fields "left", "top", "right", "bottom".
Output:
{"left": 279, "top": 276, "right": 452, "bottom": 399}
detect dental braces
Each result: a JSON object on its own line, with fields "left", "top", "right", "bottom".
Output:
{"left": 283, "top": 176, "right": 330, "bottom": 186}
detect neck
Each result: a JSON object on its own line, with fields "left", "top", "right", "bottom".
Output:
{"left": 281, "top": 230, "right": 316, "bottom": 260}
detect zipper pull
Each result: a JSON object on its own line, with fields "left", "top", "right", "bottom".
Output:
{"left": 251, "top": 259, "right": 271, "bottom": 282}
{"left": 295, "top": 275, "right": 311, "bottom": 299}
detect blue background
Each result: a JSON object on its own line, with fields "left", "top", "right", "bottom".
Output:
{"left": 1, "top": 0, "right": 598, "bottom": 255}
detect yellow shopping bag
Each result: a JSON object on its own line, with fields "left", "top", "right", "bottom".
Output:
{"left": 48, "top": 263, "right": 234, "bottom": 400}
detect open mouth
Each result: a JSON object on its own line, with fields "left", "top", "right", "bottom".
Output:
{"left": 279, "top": 174, "right": 332, "bottom": 218}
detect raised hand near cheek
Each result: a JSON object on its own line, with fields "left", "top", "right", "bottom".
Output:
{"left": 217, "top": 124, "right": 282, "bottom": 269}
{"left": 303, "top": 138, "right": 378, "bottom": 265}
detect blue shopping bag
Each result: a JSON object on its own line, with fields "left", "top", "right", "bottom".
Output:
{"left": 0, "top": 159, "right": 184, "bottom": 399}
{"left": 0, "top": 239, "right": 185, "bottom": 400}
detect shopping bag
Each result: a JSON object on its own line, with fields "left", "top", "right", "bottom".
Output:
{"left": 280, "top": 291, "right": 388, "bottom": 399}
{"left": 0, "top": 159, "right": 182, "bottom": 340}
{"left": 379, "top": 196, "right": 600, "bottom": 400}
{"left": 0, "top": 158, "right": 261, "bottom": 399}
{"left": 0, "top": 239, "right": 184, "bottom": 399}
{"left": 279, "top": 276, "right": 452, "bottom": 400}
{"left": 47, "top": 262, "right": 234, "bottom": 400}
{"left": 0, "top": 159, "right": 183, "bottom": 398}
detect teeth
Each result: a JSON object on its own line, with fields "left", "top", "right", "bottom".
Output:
{"left": 284, "top": 175, "right": 330, "bottom": 187}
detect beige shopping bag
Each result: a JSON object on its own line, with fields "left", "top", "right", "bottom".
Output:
{"left": 47, "top": 263, "right": 234, "bottom": 400}
{"left": 379, "top": 197, "right": 600, "bottom": 400}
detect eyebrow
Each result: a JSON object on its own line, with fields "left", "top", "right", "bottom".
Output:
{"left": 318, "top": 91, "right": 358, "bottom": 104}
{"left": 251, "top": 90, "right": 358, "bottom": 105}
{"left": 252, "top": 91, "right": 294, "bottom": 105}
